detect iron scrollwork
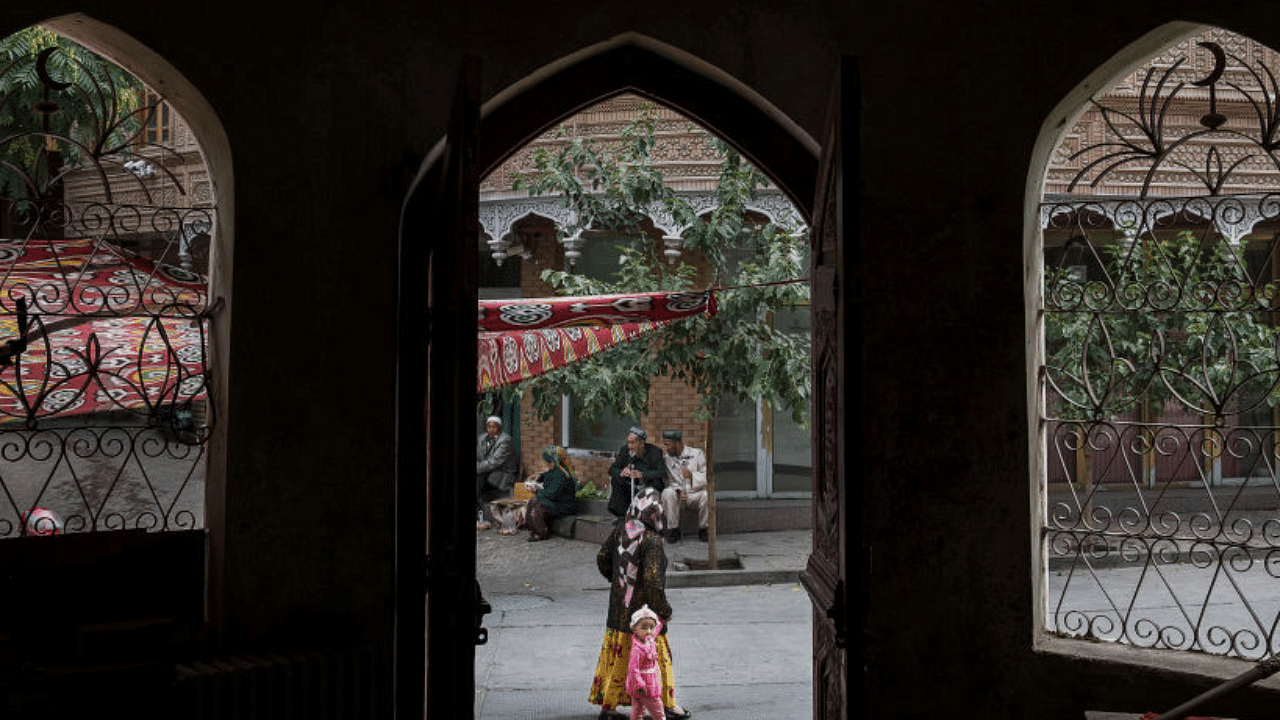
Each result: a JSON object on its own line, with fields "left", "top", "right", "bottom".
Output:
{"left": 1042, "top": 30, "right": 1280, "bottom": 662}
{"left": 0, "top": 35, "right": 213, "bottom": 538}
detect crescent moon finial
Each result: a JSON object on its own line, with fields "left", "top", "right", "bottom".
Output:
{"left": 1193, "top": 41, "right": 1229, "bottom": 129}
{"left": 35, "top": 47, "right": 71, "bottom": 92}
{"left": 1193, "top": 41, "right": 1227, "bottom": 87}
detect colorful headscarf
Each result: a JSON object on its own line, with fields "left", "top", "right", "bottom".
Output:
{"left": 616, "top": 487, "right": 665, "bottom": 608}
{"left": 542, "top": 444, "right": 576, "bottom": 480}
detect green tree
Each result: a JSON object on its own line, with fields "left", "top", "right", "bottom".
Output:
{"left": 1046, "top": 230, "right": 1279, "bottom": 423}
{"left": 1045, "top": 229, "right": 1280, "bottom": 487}
{"left": 501, "top": 106, "right": 810, "bottom": 427}
{"left": 0, "top": 27, "right": 147, "bottom": 199}
{"left": 495, "top": 105, "right": 810, "bottom": 565}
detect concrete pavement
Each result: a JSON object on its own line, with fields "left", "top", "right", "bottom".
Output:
{"left": 474, "top": 527, "right": 814, "bottom": 719}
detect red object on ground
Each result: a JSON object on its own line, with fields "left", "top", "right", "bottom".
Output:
{"left": 21, "top": 507, "right": 62, "bottom": 535}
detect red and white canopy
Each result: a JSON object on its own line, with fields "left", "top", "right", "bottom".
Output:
{"left": 477, "top": 290, "right": 716, "bottom": 391}
{"left": 0, "top": 237, "right": 208, "bottom": 421}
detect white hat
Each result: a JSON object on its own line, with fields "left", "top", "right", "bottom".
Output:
{"left": 486, "top": 416, "right": 502, "bottom": 426}
{"left": 630, "top": 604, "right": 659, "bottom": 628}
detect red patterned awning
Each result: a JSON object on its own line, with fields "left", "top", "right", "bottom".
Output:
{"left": 478, "top": 290, "right": 715, "bottom": 331}
{"left": 0, "top": 237, "right": 208, "bottom": 420}
{"left": 477, "top": 290, "right": 716, "bottom": 391}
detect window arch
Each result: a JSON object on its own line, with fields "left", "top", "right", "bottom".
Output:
{"left": 1033, "top": 25, "right": 1280, "bottom": 661}
{"left": 0, "top": 17, "right": 228, "bottom": 539}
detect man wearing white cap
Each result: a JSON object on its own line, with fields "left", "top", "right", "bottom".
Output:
{"left": 659, "top": 429, "right": 709, "bottom": 543}
{"left": 476, "top": 415, "right": 519, "bottom": 528}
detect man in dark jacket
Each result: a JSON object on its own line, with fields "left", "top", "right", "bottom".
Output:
{"left": 606, "top": 426, "right": 665, "bottom": 518}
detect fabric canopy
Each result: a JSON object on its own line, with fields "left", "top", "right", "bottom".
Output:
{"left": 0, "top": 237, "right": 208, "bottom": 420}
{"left": 478, "top": 290, "right": 715, "bottom": 331}
{"left": 477, "top": 290, "right": 717, "bottom": 391}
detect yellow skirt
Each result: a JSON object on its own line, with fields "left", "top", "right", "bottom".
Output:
{"left": 588, "top": 628, "right": 678, "bottom": 711}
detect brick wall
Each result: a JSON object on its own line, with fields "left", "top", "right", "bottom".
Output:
{"left": 643, "top": 373, "right": 709, "bottom": 454}
{"left": 518, "top": 391, "right": 556, "bottom": 481}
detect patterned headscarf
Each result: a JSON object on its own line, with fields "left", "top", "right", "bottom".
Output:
{"left": 616, "top": 487, "right": 665, "bottom": 608}
{"left": 541, "top": 445, "right": 576, "bottom": 480}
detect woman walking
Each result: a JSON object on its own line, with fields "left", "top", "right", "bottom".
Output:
{"left": 589, "top": 488, "right": 691, "bottom": 719}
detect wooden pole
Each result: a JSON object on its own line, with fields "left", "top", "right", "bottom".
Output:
{"left": 704, "top": 418, "right": 717, "bottom": 569}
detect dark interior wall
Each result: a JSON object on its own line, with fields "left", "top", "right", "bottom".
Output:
{"left": 2, "top": 0, "right": 1280, "bottom": 717}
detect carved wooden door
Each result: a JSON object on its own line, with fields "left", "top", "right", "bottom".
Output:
{"left": 800, "top": 57, "right": 856, "bottom": 720}
{"left": 396, "top": 57, "right": 481, "bottom": 719}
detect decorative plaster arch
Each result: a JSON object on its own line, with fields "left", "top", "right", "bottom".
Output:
{"left": 1022, "top": 21, "right": 1280, "bottom": 671}
{"left": 33, "top": 11, "right": 234, "bottom": 629}
{"left": 478, "top": 189, "right": 807, "bottom": 246}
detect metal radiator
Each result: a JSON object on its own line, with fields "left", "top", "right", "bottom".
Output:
{"left": 173, "top": 647, "right": 385, "bottom": 719}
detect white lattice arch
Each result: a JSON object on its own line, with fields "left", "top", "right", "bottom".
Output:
{"left": 480, "top": 187, "right": 805, "bottom": 245}
{"left": 478, "top": 201, "right": 576, "bottom": 241}
{"left": 1040, "top": 194, "right": 1280, "bottom": 243}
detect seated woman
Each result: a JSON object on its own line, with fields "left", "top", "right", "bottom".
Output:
{"left": 524, "top": 445, "right": 580, "bottom": 542}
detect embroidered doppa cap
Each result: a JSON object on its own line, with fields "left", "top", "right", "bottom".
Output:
{"left": 630, "top": 604, "right": 659, "bottom": 628}
{"left": 628, "top": 426, "right": 647, "bottom": 440}
{"left": 661, "top": 429, "right": 682, "bottom": 440}
{"left": 486, "top": 416, "right": 502, "bottom": 426}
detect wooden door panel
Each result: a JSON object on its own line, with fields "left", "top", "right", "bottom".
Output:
{"left": 799, "top": 56, "right": 856, "bottom": 720}
{"left": 397, "top": 56, "right": 481, "bottom": 719}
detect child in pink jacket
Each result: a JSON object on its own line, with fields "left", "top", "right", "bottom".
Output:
{"left": 626, "top": 605, "right": 665, "bottom": 720}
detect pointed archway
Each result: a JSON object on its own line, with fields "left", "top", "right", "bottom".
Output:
{"left": 398, "top": 35, "right": 851, "bottom": 718}
{"left": 0, "top": 12, "right": 234, "bottom": 638}
{"left": 1029, "top": 22, "right": 1280, "bottom": 687}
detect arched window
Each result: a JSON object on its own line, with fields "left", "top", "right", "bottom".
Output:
{"left": 0, "top": 26, "right": 215, "bottom": 537}
{"left": 1037, "top": 26, "right": 1280, "bottom": 660}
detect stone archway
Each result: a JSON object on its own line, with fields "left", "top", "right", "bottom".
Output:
{"left": 399, "top": 35, "right": 838, "bottom": 718}
{"left": 1028, "top": 21, "right": 1280, "bottom": 673}
{"left": 33, "top": 12, "right": 235, "bottom": 636}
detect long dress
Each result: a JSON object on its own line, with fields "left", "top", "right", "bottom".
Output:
{"left": 526, "top": 466, "right": 578, "bottom": 537}
{"left": 588, "top": 512, "right": 678, "bottom": 712}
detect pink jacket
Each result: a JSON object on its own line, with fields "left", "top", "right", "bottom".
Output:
{"left": 625, "top": 619, "right": 665, "bottom": 699}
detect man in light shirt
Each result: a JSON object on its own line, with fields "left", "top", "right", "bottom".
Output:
{"left": 659, "top": 429, "right": 709, "bottom": 543}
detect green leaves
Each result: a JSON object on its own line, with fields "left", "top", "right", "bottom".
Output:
{"left": 1045, "top": 229, "right": 1280, "bottom": 423}
{"left": 0, "top": 27, "right": 147, "bottom": 199}
{"left": 491, "top": 103, "right": 811, "bottom": 427}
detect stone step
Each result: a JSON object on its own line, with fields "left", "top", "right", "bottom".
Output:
{"left": 497, "top": 496, "right": 811, "bottom": 543}
{"left": 567, "top": 497, "right": 810, "bottom": 543}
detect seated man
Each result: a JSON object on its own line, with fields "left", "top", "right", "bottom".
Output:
{"left": 476, "top": 415, "right": 518, "bottom": 528}
{"left": 659, "top": 429, "right": 709, "bottom": 542}
{"left": 606, "top": 426, "right": 665, "bottom": 519}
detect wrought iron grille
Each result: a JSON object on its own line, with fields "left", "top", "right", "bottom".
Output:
{"left": 1041, "top": 30, "right": 1280, "bottom": 660}
{"left": 0, "top": 33, "right": 212, "bottom": 538}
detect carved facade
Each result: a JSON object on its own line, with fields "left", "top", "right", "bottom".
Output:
{"left": 60, "top": 99, "right": 212, "bottom": 272}
{"left": 479, "top": 94, "right": 809, "bottom": 493}
{"left": 480, "top": 93, "right": 802, "bottom": 254}
{"left": 1045, "top": 27, "right": 1280, "bottom": 243}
